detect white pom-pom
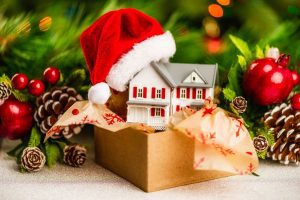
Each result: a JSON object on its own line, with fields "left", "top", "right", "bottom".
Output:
{"left": 266, "top": 47, "right": 280, "bottom": 59}
{"left": 88, "top": 82, "right": 111, "bottom": 104}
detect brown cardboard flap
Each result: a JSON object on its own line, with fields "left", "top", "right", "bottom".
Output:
{"left": 94, "top": 127, "right": 232, "bottom": 192}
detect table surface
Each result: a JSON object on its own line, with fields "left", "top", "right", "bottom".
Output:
{"left": 0, "top": 133, "right": 299, "bottom": 200}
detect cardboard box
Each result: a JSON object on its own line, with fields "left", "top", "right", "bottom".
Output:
{"left": 94, "top": 127, "right": 232, "bottom": 192}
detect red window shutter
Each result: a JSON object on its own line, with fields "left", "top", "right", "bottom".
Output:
{"left": 151, "top": 108, "right": 155, "bottom": 116}
{"left": 162, "top": 88, "right": 166, "bottom": 99}
{"left": 143, "top": 87, "right": 147, "bottom": 98}
{"left": 187, "top": 88, "right": 190, "bottom": 99}
{"left": 151, "top": 87, "right": 156, "bottom": 98}
{"left": 176, "top": 88, "right": 180, "bottom": 98}
{"left": 176, "top": 105, "right": 180, "bottom": 111}
{"left": 133, "top": 87, "right": 137, "bottom": 98}
{"left": 192, "top": 88, "right": 196, "bottom": 99}
{"left": 203, "top": 89, "right": 206, "bottom": 99}
{"left": 161, "top": 108, "right": 165, "bottom": 117}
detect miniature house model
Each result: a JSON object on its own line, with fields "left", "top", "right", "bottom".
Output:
{"left": 126, "top": 62, "right": 218, "bottom": 130}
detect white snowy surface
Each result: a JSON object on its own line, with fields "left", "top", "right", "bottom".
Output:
{"left": 0, "top": 132, "right": 299, "bottom": 200}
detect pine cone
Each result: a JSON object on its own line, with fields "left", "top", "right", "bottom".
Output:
{"left": 64, "top": 144, "right": 87, "bottom": 167}
{"left": 264, "top": 103, "right": 300, "bottom": 165}
{"left": 0, "top": 83, "right": 11, "bottom": 101}
{"left": 21, "top": 147, "right": 46, "bottom": 172}
{"left": 34, "top": 86, "right": 83, "bottom": 139}
{"left": 253, "top": 135, "right": 269, "bottom": 152}
{"left": 232, "top": 96, "right": 247, "bottom": 113}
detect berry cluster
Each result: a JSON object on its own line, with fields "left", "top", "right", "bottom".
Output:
{"left": 12, "top": 67, "right": 60, "bottom": 96}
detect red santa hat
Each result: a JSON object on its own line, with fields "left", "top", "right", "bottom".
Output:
{"left": 80, "top": 8, "right": 176, "bottom": 104}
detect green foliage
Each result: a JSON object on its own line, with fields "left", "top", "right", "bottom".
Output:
{"left": 45, "top": 140, "right": 61, "bottom": 167}
{"left": 255, "top": 45, "right": 264, "bottom": 59}
{"left": 229, "top": 35, "right": 252, "bottom": 61}
{"left": 223, "top": 87, "right": 236, "bottom": 102}
{"left": 27, "top": 127, "right": 41, "bottom": 147}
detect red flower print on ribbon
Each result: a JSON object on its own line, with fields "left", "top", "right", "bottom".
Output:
{"left": 212, "top": 143, "right": 235, "bottom": 156}
{"left": 202, "top": 98, "right": 217, "bottom": 117}
{"left": 231, "top": 118, "right": 245, "bottom": 137}
{"left": 103, "top": 113, "right": 125, "bottom": 125}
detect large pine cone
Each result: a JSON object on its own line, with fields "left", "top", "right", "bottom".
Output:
{"left": 0, "top": 83, "right": 11, "bottom": 101}
{"left": 34, "top": 86, "right": 83, "bottom": 139}
{"left": 21, "top": 147, "right": 46, "bottom": 172}
{"left": 264, "top": 103, "right": 300, "bottom": 165}
{"left": 64, "top": 144, "right": 87, "bottom": 167}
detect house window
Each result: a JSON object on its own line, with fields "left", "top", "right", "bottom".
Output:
{"left": 156, "top": 89, "right": 162, "bottom": 98}
{"left": 196, "top": 89, "right": 202, "bottom": 99}
{"left": 137, "top": 88, "right": 143, "bottom": 98}
{"left": 155, "top": 108, "right": 161, "bottom": 116}
{"left": 180, "top": 88, "right": 187, "bottom": 99}
{"left": 192, "top": 76, "right": 196, "bottom": 82}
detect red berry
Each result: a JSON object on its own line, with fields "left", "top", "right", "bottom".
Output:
{"left": 291, "top": 94, "right": 300, "bottom": 110}
{"left": 43, "top": 67, "right": 60, "bottom": 85}
{"left": 291, "top": 70, "right": 300, "bottom": 86}
{"left": 28, "top": 80, "right": 45, "bottom": 96}
{"left": 11, "top": 73, "right": 29, "bottom": 90}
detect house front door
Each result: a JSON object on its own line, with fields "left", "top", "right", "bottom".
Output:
{"left": 132, "top": 107, "right": 148, "bottom": 124}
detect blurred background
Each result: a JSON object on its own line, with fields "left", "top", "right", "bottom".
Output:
{"left": 0, "top": 0, "right": 299, "bottom": 89}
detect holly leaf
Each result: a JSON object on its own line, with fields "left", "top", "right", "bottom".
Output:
{"left": 223, "top": 87, "right": 236, "bottom": 102}
{"left": 11, "top": 90, "right": 29, "bottom": 102}
{"left": 255, "top": 45, "right": 264, "bottom": 59}
{"left": 229, "top": 35, "right": 252, "bottom": 60}
{"left": 45, "top": 141, "right": 61, "bottom": 167}
{"left": 27, "top": 127, "right": 41, "bottom": 147}
{"left": 237, "top": 55, "right": 247, "bottom": 71}
{"left": 227, "top": 63, "right": 243, "bottom": 95}
{"left": 0, "top": 74, "right": 12, "bottom": 88}
{"left": 7, "top": 142, "right": 25, "bottom": 157}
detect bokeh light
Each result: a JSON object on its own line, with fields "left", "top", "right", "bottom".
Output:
{"left": 203, "top": 17, "right": 220, "bottom": 38}
{"left": 208, "top": 4, "right": 224, "bottom": 18}
{"left": 217, "top": 0, "right": 231, "bottom": 6}
{"left": 39, "top": 16, "right": 52, "bottom": 31}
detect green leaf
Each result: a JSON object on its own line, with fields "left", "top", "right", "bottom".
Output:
{"left": 237, "top": 55, "right": 247, "bottom": 71}
{"left": 0, "top": 74, "right": 12, "bottom": 88}
{"left": 45, "top": 141, "right": 61, "bottom": 167}
{"left": 11, "top": 90, "right": 29, "bottom": 102}
{"left": 229, "top": 35, "right": 252, "bottom": 60}
{"left": 7, "top": 142, "right": 25, "bottom": 157}
{"left": 252, "top": 172, "right": 260, "bottom": 177}
{"left": 223, "top": 87, "right": 236, "bottom": 102}
{"left": 255, "top": 45, "right": 264, "bottom": 59}
{"left": 227, "top": 63, "right": 243, "bottom": 95}
{"left": 27, "top": 127, "right": 42, "bottom": 147}
{"left": 264, "top": 44, "right": 270, "bottom": 56}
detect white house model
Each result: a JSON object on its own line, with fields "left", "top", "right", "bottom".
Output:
{"left": 126, "top": 62, "right": 218, "bottom": 130}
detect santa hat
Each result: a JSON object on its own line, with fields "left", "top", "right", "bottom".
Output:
{"left": 80, "top": 8, "right": 176, "bottom": 104}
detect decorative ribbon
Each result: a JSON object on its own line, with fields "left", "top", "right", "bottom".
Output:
{"left": 46, "top": 100, "right": 259, "bottom": 175}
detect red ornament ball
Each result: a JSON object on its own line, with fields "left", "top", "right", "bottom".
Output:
{"left": 28, "top": 79, "right": 45, "bottom": 96}
{"left": 291, "top": 70, "right": 300, "bottom": 86}
{"left": 0, "top": 98, "right": 33, "bottom": 140}
{"left": 11, "top": 73, "right": 29, "bottom": 90}
{"left": 43, "top": 67, "right": 60, "bottom": 85}
{"left": 291, "top": 94, "right": 300, "bottom": 110}
{"left": 243, "top": 56, "right": 295, "bottom": 106}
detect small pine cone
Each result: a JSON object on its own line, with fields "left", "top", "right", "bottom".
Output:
{"left": 0, "top": 83, "right": 11, "bottom": 101}
{"left": 253, "top": 135, "right": 269, "bottom": 152}
{"left": 21, "top": 147, "right": 46, "bottom": 172}
{"left": 232, "top": 96, "right": 247, "bottom": 113}
{"left": 64, "top": 144, "right": 87, "bottom": 167}
{"left": 264, "top": 103, "right": 300, "bottom": 165}
{"left": 34, "top": 86, "right": 84, "bottom": 139}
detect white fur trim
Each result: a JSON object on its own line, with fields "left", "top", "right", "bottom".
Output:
{"left": 88, "top": 82, "right": 111, "bottom": 104}
{"left": 106, "top": 31, "right": 176, "bottom": 92}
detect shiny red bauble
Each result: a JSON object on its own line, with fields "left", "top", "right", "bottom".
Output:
{"left": 243, "top": 56, "right": 294, "bottom": 106}
{"left": 43, "top": 67, "right": 60, "bottom": 85}
{"left": 0, "top": 98, "right": 34, "bottom": 140}
{"left": 11, "top": 73, "right": 29, "bottom": 90}
{"left": 291, "top": 94, "right": 300, "bottom": 110}
{"left": 28, "top": 79, "right": 45, "bottom": 96}
{"left": 291, "top": 70, "right": 300, "bottom": 86}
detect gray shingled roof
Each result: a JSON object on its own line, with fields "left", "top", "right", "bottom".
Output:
{"left": 151, "top": 62, "right": 218, "bottom": 88}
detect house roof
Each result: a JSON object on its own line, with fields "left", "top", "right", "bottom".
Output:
{"left": 151, "top": 62, "right": 218, "bottom": 88}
